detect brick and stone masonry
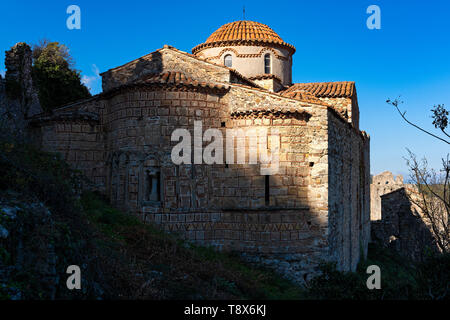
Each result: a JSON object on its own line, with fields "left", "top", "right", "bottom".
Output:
{"left": 28, "top": 21, "right": 371, "bottom": 284}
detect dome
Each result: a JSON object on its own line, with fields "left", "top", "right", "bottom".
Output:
{"left": 192, "top": 20, "right": 295, "bottom": 54}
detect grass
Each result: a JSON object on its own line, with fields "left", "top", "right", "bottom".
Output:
{"left": 80, "top": 191, "right": 305, "bottom": 300}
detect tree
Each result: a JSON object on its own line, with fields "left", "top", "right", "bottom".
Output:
{"left": 405, "top": 152, "right": 449, "bottom": 253}
{"left": 32, "top": 40, "right": 91, "bottom": 112}
{"left": 387, "top": 98, "right": 449, "bottom": 254}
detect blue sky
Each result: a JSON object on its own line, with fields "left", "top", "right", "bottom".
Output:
{"left": 1, "top": 0, "right": 449, "bottom": 177}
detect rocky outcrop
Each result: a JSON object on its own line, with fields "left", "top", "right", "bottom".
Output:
{"left": 0, "top": 191, "right": 57, "bottom": 299}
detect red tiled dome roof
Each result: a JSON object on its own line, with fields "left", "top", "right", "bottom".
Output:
{"left": 206, "top": 20, "right": 283, "bottom": 43}
{"left": 192, "top": 20, "right": 295, "bottom": 54}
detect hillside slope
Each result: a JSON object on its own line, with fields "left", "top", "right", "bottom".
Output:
{"left": 0, "top": 140, "right": 304, "bottom": 299}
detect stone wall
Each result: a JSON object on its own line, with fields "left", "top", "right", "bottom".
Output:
{"left": 103, "top": 87, "right": 228, "bottom": 214}
{"left": 370, "top": 171, "right": 404, "bottom": 220}
{"left": 102, "top": 85, "right": 329, "bottom": 248}
{"left": 327, "top": 109, "right": 370, "bottom": 271}
{"left": 319, "top": 96, "right": 359, "bottom": 131}
{"left": 30, "top": 107, "right": 106, "bottom": 192}
{"left": 371, "top": 187, "right": 439, "bottom": 261}
{"left": 251, "top": 77, "right": 284, "bottom": 92}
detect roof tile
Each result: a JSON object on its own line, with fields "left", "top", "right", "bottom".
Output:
{"left": 281, "top": 81, "right": 356, "bottom": 98}
{"left": 192, "top": 20, "right": 295, "bottom": 54}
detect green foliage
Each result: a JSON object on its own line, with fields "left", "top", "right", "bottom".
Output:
{"left": 416, "top": 253, "right": 450, "bottom": 300}
{"left": 31, "top": 41, "right": 91, "bottom": 112}
{"left": 81, "top": 192, "right": 140, "bottom": 228}
{"left": 306, "top": 262, "right": 375, "bottom": 300}
{"left": 0, "top": 247, "right": 11, "bottom": 265}
{"left": 305, "top": 245, "right": 420, "bottom": 300}
{"left": 0, "top": 138, "right": 103, "bottom": 299}
{"left": 0, "top": 140, "right": 83, "bottom": 213}
{"left": 304, "top": 244, "right": 450, "bottom": 300}
{"left": 357, "top": 245, "right": 420, "bottom": 299}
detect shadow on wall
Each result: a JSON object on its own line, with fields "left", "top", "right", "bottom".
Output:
{"left": 371, "top": 187, "right": 440, "bottom": 262}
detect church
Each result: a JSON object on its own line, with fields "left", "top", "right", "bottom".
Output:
{"left": 30, "top": 20, "right": 371, "bottom": 283}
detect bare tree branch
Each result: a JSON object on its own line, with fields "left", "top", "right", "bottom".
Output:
{"left": 387, "top": 98, "right": 449, "bottom": 144}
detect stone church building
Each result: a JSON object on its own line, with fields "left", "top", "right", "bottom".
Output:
{"left": 30, "top": 21, "right": 371, "bottom": 282}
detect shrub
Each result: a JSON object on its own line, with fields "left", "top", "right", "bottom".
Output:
{"left": 32, "top": 41, "right": 91, "bottom": 112}
{"left": 416, "top": 253, "right": 450, "bottom": 300}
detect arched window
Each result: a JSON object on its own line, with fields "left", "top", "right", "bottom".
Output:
{"left": 224, "top": 54, "right": 232, "bottom": 68}
{"left": 264, "top": 53, "right": 271, "bottom": 74}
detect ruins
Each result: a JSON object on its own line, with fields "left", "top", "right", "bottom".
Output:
{"left": 0, "top": 42, "right": 42, "bottom": 138}
{"left": 370, "top": 171, "right": 404, "bottom": 220}
{"left": 370, "top": 172, "right": 441, "bottom": 261}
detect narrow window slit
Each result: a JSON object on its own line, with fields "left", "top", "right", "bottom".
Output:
{"left": 147, "top": 169, "right": 161, "bottom": 202}
{"left": 265, "top": 175, "right": 270, "bottom": 206}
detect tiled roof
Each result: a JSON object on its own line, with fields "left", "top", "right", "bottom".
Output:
{"left": 192, "top": 20, "right": 295, "bottom": 54}
{"left": 281, "top": 90, "right": 327, "bottom": 104}
{"left": 136, "top": 71, "right": 229, "bottom": 90}
{"left": 248, "top": 74, "right": 282, "bottom": 82}
{"left": 206, "top": 20, "right": 283, "bottom": 43}
{"left": 29, "top": 110, "right": 100, "bottom": 125}
{"left": 158, "top": 46, "right": 261, "bottom": 88}
{"left": 230, "top": 83, "right": 330, "bottom": 107}
{"left": 100, "top": 71, "right": 230, "bottom": 98}
{"left": 230, "top": 106, "right": 310, "bottom": 117}
{"left": 281, "top": 81, "right": 356, "bottom": 98}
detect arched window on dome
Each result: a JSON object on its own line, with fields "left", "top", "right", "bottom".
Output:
{"left": 224, "top": 54, "right": 232, "bottom": 68}
{"left": 264, "top": 53, "right": 271, "bottom": 74}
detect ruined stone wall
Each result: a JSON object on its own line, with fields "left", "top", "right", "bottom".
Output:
{"left": 370, "top": 171, "right": 404, "bottom": 220}
{"left": 1, "top": 43, "right": 42, "bottom": 138}
{"left": 371, "top": 187, "right": 438, "bottom": 261}
{"left": 327, "top": 110, "right": 370, "bottom": 271}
